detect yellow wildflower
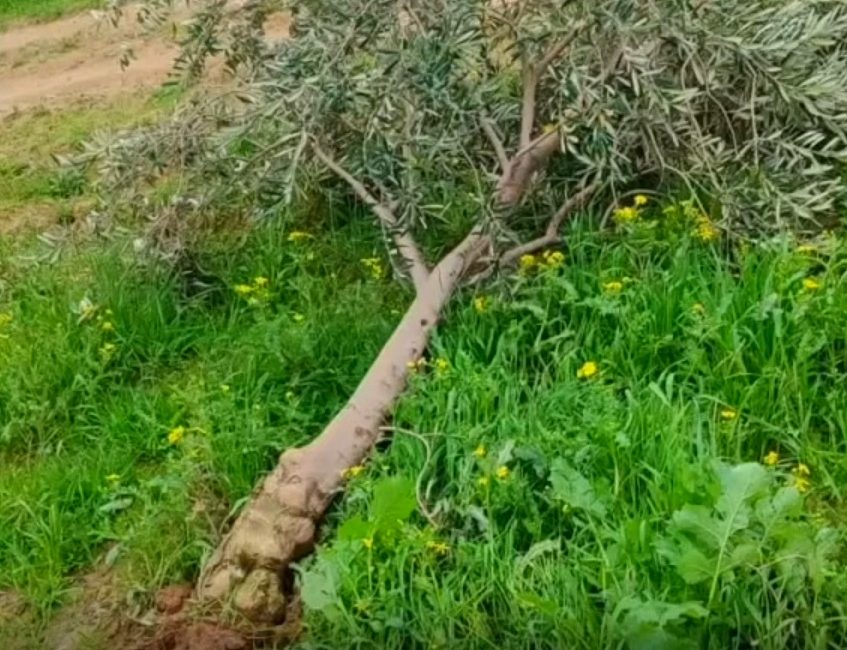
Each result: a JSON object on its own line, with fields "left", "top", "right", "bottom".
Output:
{"left": 168, "top": 426, "right": 186, "bottom": 446}
{"left": 101, "top": 321, "right": 115, "bottom": 333}
{"left": 577, "top": 361, "right": 599, "bottom": 380}
{"left": 793, "top": 463, "right": 811, "bottom": 477}
{"left": 542, "top": 250, "right": 565, "bottom": 269}
{"left": 477, "top": 476, "right": 490, "bottom": 488}
{"left": 794, "top": 476, "right": 811, "bottom": 494}
{"left": 254, "top": 276, "right": 269, "bottom": 288}
{"left": 99, "top": 342, "right": 117, "bottom": 360}
{"left": 519, "top": 254, "right": 538, "bottom": 272}
{"left": 763, "top": 451, "right": 779, "bottom": 467}
{"left": 496, "top": 465, "right": 511, "bottom": 480}
{"left": 613, "top": 206, "right": 640, "bottom": 223}
{"left": 362, "top": 537, "right": 374, "bottom": 550}
{"left": 79, "top": 299, "right": 97, "bottom": 322}
{"left": 360, "top": 257, "right": 386, "bottom": 280}
{"left": 406, "top": 358, "right": 427, "bottom": 374}
{"left": 634, "top": 194, "right": 649, "bottom": 207}
{"left": 435, "top": 358, "right": 450, "bottom": 374}
{"left": 287, "top": 231, "right": 313, "bottom": 243}
{"left": 695, "top": 217, "right": 720, "bottom": 242}
{"left": 343, "top": 465, "right": 366, "bottom": 479}
{"left": 603, "top": 281, "right": 623, "bottom": 295}
{"left": 473, "top": 296, "right": 489, "bottom": 314}
{"left": 720, "top": 408, "right": 738, "bottom": 421}
{"left": 473, "top": 444, "right": 487, "bottom": 459}
{"left": 105, "top": 474, "right": 121, "bottom": 484}
{"left": 802, "top": 277, "right": 822, "bottom": 292}
{"left": 234, "top": 284, "right": 254, "bottom": 296}
{"left": 426, "top": 540, "right": 450, "bottom": 556}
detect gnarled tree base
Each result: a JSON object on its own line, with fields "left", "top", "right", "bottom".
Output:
{"left": 196, "top": 231, "right": 489, "bottom": 623}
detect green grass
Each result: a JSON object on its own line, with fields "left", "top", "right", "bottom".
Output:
{"left": 0, "top": 90, "right": 183, "bottom": 234}
{"left": 3, "top": 203, "right": 847, "bottom": 648}
{"left": 2, "top": 99, "right": 847, "bottom": 647}
{"left": 0, "top": 0, "right": 102, "bottom": 29}
{"left": 294, "top": 222, "right": 847, "bottom": 649}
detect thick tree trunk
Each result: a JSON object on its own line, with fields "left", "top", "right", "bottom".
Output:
{"left": 196, "top": 230, "right": 489, "bottom": 623}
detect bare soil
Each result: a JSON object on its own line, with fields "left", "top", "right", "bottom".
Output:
{"left": 0, "top": 8, "right": 177, "bottom": 115}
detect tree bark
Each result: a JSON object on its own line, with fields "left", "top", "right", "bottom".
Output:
{"left": 196, "top": 229, "right": 490, "bottom": 623}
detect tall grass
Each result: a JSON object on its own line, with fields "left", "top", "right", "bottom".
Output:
{"left": 295, "top": 218, "right": 847, "bottom": 649}
{"left": 2, "top": 184, "right": 846, "bottom": 649}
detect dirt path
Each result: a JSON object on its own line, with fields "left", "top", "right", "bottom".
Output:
{"left": 0, "top": 8, "right": 179, "bottom": 115}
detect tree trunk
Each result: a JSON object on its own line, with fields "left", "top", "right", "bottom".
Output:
{"left": 196, "top": 230, "right": 490, "bottom": 623}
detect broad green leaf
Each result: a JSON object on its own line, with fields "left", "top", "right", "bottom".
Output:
{"left": 671, "top": 546, "right": 714, "bottom": 585}
{"left": 337, "top": 514, "right": 372, "bottom": 541}
{"left": 299, "top": 560, "right": 339, "bottom": 613}
{"left": 549, "top": 458, "right": 606, "bottom": 517}
{"left": 371, "top": 476, "right": 417, "bottom": 531}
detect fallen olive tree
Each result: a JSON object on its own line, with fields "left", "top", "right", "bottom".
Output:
{"left": 102, "top": 0, "right": 847, "bottom": 624}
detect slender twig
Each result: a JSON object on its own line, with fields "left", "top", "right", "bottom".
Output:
{"left": 481, "top": 117, "right": 509, "bottom": 171}
{"left": 313, "top": 143, "right": 430, "bottom": 292}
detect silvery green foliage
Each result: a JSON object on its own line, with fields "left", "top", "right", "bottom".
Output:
{"left": 104, "top": 0, "right": 847, "bottom": 237}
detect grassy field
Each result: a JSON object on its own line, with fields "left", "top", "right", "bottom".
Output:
{"left": 2, "top": 92, "right": 847, "bottom": 649}
{"left": 0, "top": 0, "right": 101, "bottom": 28}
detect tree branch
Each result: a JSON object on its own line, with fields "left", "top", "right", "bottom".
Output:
{"left": 313, "top": 144, "right": 430, "bottom": 293}
{"left": 519, "top": 22, "right": 587, "bottom": 148}
{"left": 496, "top": 131, "right": 560, "bottom": 206}
{"left": 481, "top": 117, "right": 509, "bottom": 171}
{"left": 500, "top": 182, "right": 598, "bottom": 265}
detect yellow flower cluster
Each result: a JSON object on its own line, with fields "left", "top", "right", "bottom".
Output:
{"left": 602, "top": 281, "right": 624, "bottom": 295}
{"left": 519, "top": 250, "right": 565, "bottom": 274}
{"left": 473, "top": 296, "right": 489, "bottom": 314}
{"left": 613, "top": 206, "right": 640, "bottom": 223}
{"left": 342, "top": 464, "right": 366, "bottom": 479}
{"left": 802, "top": 277, "right": 822, "bottom": 292}
{"left": 613, "top": 195, "right": 648, "bottom": 223}
{"left": 763, "top": 450, "right": 779, "bottom": 467}
{"left": 99, "top": 342, "right": 117, "bottom": 361}
{"left": 234, "top": 276, "right": 272, "bottom": 306}
{"left": 496, "top": 465, "right": 511, "bottom": 480}
{"left": 577, "top": 360, "right": 599, "bottom": 380}
{"left": 361, "top": 257, "right": 386, "bottom": 280}
{"left": 720, "top": 408, "right": 738, "bottom": 421}
{"left": 287, "top": 230, "right": 313, "bottom": 243}
{"left": 473, "top": 444, "right": 487, "bottom": 459}
{"left": 694, "top": 215, "right": 720, "bottom": 242}
{"left": 168, "top": 425, "right": 186, "bottom": 446}
{"left": 425, "top": 540, "right": 451, "bottom": 556}
{"left": 406, "top": 358, "right": 427, "bottom": 374}
{"left": 792, "top": 463, "right": 811, "bottom": 493}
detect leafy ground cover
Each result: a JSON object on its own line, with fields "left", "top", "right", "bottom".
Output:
{"left": 3, "top": 182, "right": 846, "bottom": 648}
{"left": 294, "top": 216, "right": 847, "bottom": 649}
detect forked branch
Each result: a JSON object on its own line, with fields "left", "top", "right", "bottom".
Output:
{"left": 500, "top": 182, "right": 598, "bottom": 265}
{"left": 313, "top": 144, "right": 431, "bottom": 292}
